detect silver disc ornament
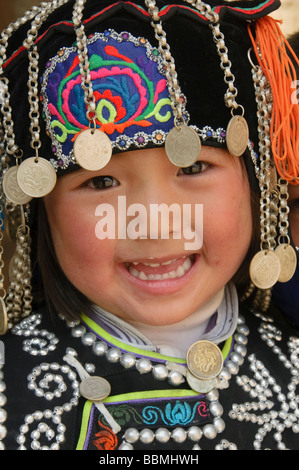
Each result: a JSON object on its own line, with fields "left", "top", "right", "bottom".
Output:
{"left": 165, "top": 125, "right": 201, "bottom": 167}
{"left": 73, "top": 128, "right": 112, "bottom": 171}
{"left": 17, "top": 157, "right": 57, "bottom": 198}
{"left": 187, "top": 340, "right": 223, "bottom": 381}
{"left": 249, "top": 250, "right": 281, "bottom": 290}
{"left": 79, "top": 376, "right": 111, "bottom": 402}
{"left": 2, "top": 166, "right": 32, "bottom": 205}
{"left": 226, "top": 115, "right": 249, "bottom": 157}
{"left": 275, "top": 243, "right": 297, "bottom": 283}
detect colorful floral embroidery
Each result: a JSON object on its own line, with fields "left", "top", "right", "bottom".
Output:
{"left": 41, "top": 30, "right": 178, "bottom": 169}
{"left": 93, "top": 420, "right": 118, "bottom": 450}
{"left": 142, "top": 400, "right": 208, "bottom": 426}
{"left": 105, "top": 404, "right": 144, "bottom": 426}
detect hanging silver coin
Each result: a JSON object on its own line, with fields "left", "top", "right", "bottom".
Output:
{"left": 0, "top": 298, "right": 8, "bottom": 336}
{"left": 275, "top": 243, "right": 297, "bottom": 283}
{"left": 226, "top": 115, "right": 249, "bottom": 157}
{"left": 165, "top": 125, "right": 201, "bottom": 167}
{"left": 2, "top": 166, "right": 32, "bottom": 205}
{"left": 17, "top": 157, "right": 57, "bottom": 198}
{"left": 73, "top": 128, "right": 112, "bottom": 171}
{"left": 187, "top": 340, "right": 223, "bottom": 381}
{"left": 249, "top": 250, "right": 281, "bottom": 289}
{"left": 79, "top": 376, "right": 111, "bottom": 402}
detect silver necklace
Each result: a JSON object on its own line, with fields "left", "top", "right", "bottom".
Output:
{"left": 66, "top": 314, "right": 249, "bottom": 449}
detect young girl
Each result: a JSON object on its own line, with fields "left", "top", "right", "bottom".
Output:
{"left": 0, "top": 0, "right": 298, "bottom": 451}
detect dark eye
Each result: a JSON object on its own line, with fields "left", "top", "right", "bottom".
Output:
{"left": 178, "top": 161, "right": 209, "bottom": 176}
{"left": 86, "top": 175, "right": 119, "bottom": 190}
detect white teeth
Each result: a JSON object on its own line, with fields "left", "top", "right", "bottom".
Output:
{"left": 131, "top": 257, "right": 187, "bottom": 268}
{"left": 128, "top": 256, "right": 192, "bottom": 281}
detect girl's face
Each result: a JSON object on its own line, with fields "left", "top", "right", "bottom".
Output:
{"left": 289, "top": 184, "right": 299, "bottom": 246}
{"left": 44, "top": 146, "right": 252, "bottom": 326}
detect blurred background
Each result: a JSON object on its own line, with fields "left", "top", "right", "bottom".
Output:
{"left": 0, "top": 0, "right": 298, "bottom": 36}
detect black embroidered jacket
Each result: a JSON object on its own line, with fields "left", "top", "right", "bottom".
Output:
{"left": 1, "top": 303, "right": 299, "bottom": 451}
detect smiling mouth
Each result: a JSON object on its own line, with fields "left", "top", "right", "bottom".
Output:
{"left": 124, "top": 254, "right": 196, "bottom": 281}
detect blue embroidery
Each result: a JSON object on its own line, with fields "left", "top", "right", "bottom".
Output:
{"left": 142, "top": 400, "right": 200, "bottom": 426}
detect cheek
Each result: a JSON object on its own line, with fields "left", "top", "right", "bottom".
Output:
{"left": 47, "top": 200, "right": 115, "bottom": 282}
{"left": 203, "top": 180, "right": 252, "bottom": 262}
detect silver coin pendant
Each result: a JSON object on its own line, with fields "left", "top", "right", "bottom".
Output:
{"left": 73, "top": 128, "right": 112, "bottom": 171}
{"left": 3, "top": 166, "right": 32, "bottom": 205}
{"left": 187, "top": 340, "right": 223, "bottom": 381}
{"left": 165, "top": 125, "right": 201, "bottom": 168}
{"left": 79, "top": 376, "right": 111, "bottom": 402}
{"left": 250, "top": 250, "right": 281, "bottom": 289}
{"left": 17, "top": 157, "right": 57, "bottom": 198}
{"left": 226, "top": 116, "right": 249, "bottom": 157}
{"left": 275, "top": 243, "right": 297, "bottom": 283}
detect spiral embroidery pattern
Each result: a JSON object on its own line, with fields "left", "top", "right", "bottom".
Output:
{"left": 142, "top": 400, "right": 209, "bottom": 426}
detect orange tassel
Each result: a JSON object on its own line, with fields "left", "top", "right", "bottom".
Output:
{"left": 248, "top": 17, "right": 299, "bottom": 185}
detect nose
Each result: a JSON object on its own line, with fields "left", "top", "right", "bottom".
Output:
{"left": 123, "top": 175, "right": 185, "bottom": 241}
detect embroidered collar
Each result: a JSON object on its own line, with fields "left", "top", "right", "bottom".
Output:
{"left": 81, "top": 283, "right": 238, "bottom": 359}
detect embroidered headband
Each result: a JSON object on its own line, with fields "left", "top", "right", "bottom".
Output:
{"left": 1, "top": 0, "right": 284, "bottom": 183}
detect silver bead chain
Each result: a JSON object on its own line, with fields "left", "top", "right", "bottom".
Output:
{"left": 72, "top": 0, "right": 97, "bottom": 126}
{"left": 119, "top": 388, "right": 225, "bottom": 450}
{"left": 183, "top": 0, "right": 219, "bottom": 22}
{"left": 209, "top": 22, "right": 243, "bottom": 114}
{"left": 68, "top": 314, "right": 249, "bottom": 388}
{"left": 229, "top": 316, "right": 299, "bottom": 450}
{"left": 277, "top": 178, "right": 291, "bottom": 245}
{"left": 65, "top": 315, "right": 249, "bottom": 449}
{"left": 251, "top": 62, "right": 277, "bottom": 252}
{"left": 183, "top": 0, "right": 242, "bottom": 115}
{"left": 0, "top": 0, "right": 68, "bottom": 164}
{"left": 5, "top": 224, "right": 33, "bottom": 328}
{"left": 145, "top": 0, "right": 187, "bottom": 127}
{"left": 0, "top": 3, "right": 43, "bottom": 160}
{"left": 23, "top": 0, "right": 70, "bottom": 157}
{"left": 17, "top": 359, "right": 79, "bottom": 450}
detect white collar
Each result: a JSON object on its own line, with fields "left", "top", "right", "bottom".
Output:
{"left": 92, "top": 283, "right": 238, "bottom": 358}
